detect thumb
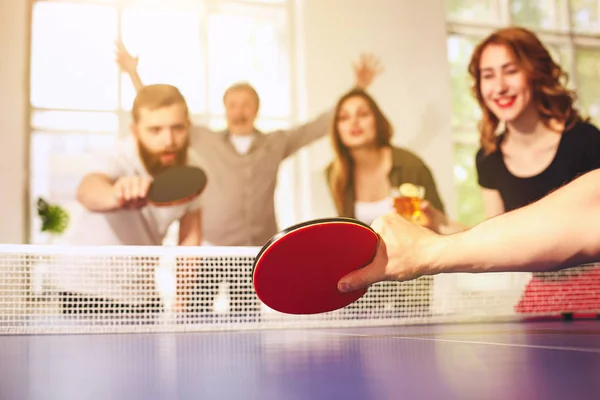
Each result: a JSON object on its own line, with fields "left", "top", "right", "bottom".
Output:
{"left": 337, "top": 238, "right": 388, "bottom": 293}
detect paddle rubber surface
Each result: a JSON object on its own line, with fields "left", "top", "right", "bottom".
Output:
{"left": 252, "top": 217, "right": 379, "bottom": 315}
{"left": 146, "top": 165, "right": 207, "bottom": 207}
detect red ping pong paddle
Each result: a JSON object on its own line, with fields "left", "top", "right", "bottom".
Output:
{"left": 146, "top": 165, "right": 208, "bottom": 207}
{"left": 252, "top": 217, "right": 379, "bottom": 315}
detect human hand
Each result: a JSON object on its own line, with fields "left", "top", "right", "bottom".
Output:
{"left": 114, "top": 41, "right": 139, "bottom": 74}
{"left": 337, "top": 212, "right": 440, "bottom": 293}
{"left": 113, "top": 176, "right": 152, "bottom": 209}
{"left": 417, "top": 200, "right": 448, "bottom": 234}
{"left": 353, "top": 53, "right": 383, "bottom": 89}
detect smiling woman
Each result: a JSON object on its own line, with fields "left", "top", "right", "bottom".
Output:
{"left": 442, "top": 3, "right": 600, "bottom": 319}
{"left": 466, "top": 26, "right": 600, "bottom": 218}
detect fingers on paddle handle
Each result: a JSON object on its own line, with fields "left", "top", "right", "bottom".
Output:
{"left": 338, "top": 233, "right": 387, "bottom": 293}
{"left": 114, "top": 176, "right": 151, "bottom": 209}
{"left": 337, "top": 273, "right": 367, "bottom": 293}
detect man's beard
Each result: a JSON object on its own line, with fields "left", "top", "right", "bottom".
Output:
{"left": 138, "top": 139, "right": 189, "bottom": 176}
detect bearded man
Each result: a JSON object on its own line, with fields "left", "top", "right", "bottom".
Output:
{"left": 56, "top": 84, "right": 204, "bottom": 313}
{"left": 71, "top": 84, "right": 203, "bottom": 247}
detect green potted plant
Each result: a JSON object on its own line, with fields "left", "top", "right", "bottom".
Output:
{"left": 32, "top": 198, "right": 70, "bottom": 295}
{"left": 36, "top": 197, "right": 69, "bottom": 242}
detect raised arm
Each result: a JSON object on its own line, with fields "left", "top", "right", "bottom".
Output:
{"left": 279, "top": 54, "right": 384, "bottom": 157}
{"left": 115, "top": 41, "right": 144, "bottom": 91}
{"left": 338, "top": 168, "right": 600, "bottom": 292}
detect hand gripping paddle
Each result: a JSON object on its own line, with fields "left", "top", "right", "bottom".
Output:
{"left": 252, "top": 217, "right": 379, "bottom": 315}
{"left": 146, "top": 165, "right": 208, "bottom": 207}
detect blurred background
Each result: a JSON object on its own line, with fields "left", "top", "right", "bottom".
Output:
{"left": 2, "top": 0, "right": 600, "bottom": 246}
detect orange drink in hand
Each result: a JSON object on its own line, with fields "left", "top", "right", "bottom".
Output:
{"left": 392, "top": 183, "right": 425, "bottom": 222}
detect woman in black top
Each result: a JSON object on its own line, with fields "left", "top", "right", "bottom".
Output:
{"left": 471, "top": 27, "right": 600, "bottom": 216}
{"left": 422, "top": 26, "right": 600, "bottom": 319}
{"left": 476, "top": 120, "right": 600, "bottom": 213}
{"left": 424, "top": 26, "right": 600, "bottom": 233}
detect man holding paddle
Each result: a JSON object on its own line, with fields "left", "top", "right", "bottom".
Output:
{"left": 337, "top": 168, "right": 600, "bottom": 293}
{"left": 54, "top": 84, "right": 206, "bottom": 314}
{"left": 70, "top": 83, "right": 205, "bottom": 247}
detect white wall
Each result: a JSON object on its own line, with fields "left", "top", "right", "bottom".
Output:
{"left": 0, "top": 0, "right": 29, "bottom": 244}
{"left": 295, "top": 0, "right": 456, "bottom": 220}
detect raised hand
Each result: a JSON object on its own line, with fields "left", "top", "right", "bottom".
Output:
{"left": 353, "top": 53, "right": 384, "bottom": 89}
{"left": 114, "top": 41, "right": 139, "bottom": 75}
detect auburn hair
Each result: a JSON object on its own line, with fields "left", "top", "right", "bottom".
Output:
{"left": 468, "top": 26, "right": 585, "bottom": 154}
{"left": 329, "top": 88, "right": 393, "bottom": 214}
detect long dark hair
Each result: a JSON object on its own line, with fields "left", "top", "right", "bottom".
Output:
{"left": 329, "top": 88, "right": 393, "bottom": 214}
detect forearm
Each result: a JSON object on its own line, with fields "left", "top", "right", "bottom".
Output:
{"left": 438, "top": 218, "right": 470, "bottom": 235}
{"left": 282, "top": 109, "right": 333, "bottom": 157}
{"left": 178, "top": 209, "right": 202, "bottom": 246}
{"left": 129, "top": 70, "right": 144, "bottom": 91}
{"left": 429, "top": 169, "right": 600, "bottom": 274}
{"left": 77, "top": 174, "right": 118, "bottom": 212}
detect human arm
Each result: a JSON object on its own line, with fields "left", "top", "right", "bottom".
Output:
{"left": 432, "top": 168, "right": 600, "bottom": 273}
{"left": 338, "top": 168, "right": 600, "bottom": 292}
{"left": 418, "top": 202, "right": 470, "bottom": 235}
{"left": 407, "top": 163, "right": 469, "bottom": 234}
{"left": 115, "top": 41, "right": 144, "bottom": 91}
{"left": 420, "top": 150, "right": 505, "bottom": 234}
{"left": 418, "top": 181, "right": 504, "bottom": 236}
{"left": 178, "top": 209, "right": 202, "bottom": 246}
{"left": 77, "top": 174, "right": 151, "bottom": 212}
{"left": 279, "top": 54, "right": 383, "bottom": 158}
{"left": 481, "top": 188, "right": 505, "bottom": 218}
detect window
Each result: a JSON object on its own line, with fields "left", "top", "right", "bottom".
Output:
{"left": 445, "top": 0, "right": 600, "bottom": 225}
{"left": 206, "top": 4, "right": 291, "bottom": 118}
{"left": 29, "top": 132, "right": 118, "bottom": 244}
{"left": 119, "top": 7, "right": 206, "bottom": 113}
{"left": 29, "top": 0, "right": 294, "bottom": 245}
{"left": 30, "top": 2, "right": 119, "bottom": 111}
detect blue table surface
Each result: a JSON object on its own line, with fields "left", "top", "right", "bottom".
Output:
{"left": 1, "top": 320, "right": 599, "bottom": 400}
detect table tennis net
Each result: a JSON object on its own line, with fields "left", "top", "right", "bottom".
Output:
{"left": 1, "top": 244, "right": 599, "bottom": 334}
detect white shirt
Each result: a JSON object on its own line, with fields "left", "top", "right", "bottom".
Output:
{"left": 229, "top": 134, "right": 254, "bottom": 155}
{"left": 354, "top": 197, "right": 394, "bottom": 226}
{"left": 65, "top": 136, "right": 204, "bottom": 246}
{"left": 54, "top": 136, "right": 205, "bottom": 303}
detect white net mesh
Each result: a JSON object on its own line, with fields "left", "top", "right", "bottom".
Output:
{"left": 1, "top": 244, "right": 599, "bottom": 334}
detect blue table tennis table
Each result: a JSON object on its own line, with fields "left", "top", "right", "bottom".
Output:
{"left": 1, "top": 244, "right": 599, "bottom": 399}
{"left": 1, "top": 319, "right": 599, "bottom": 400}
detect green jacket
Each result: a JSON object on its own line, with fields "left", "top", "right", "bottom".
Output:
{"left": 325, "top": 146, "right": 445, "bottom": 218}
